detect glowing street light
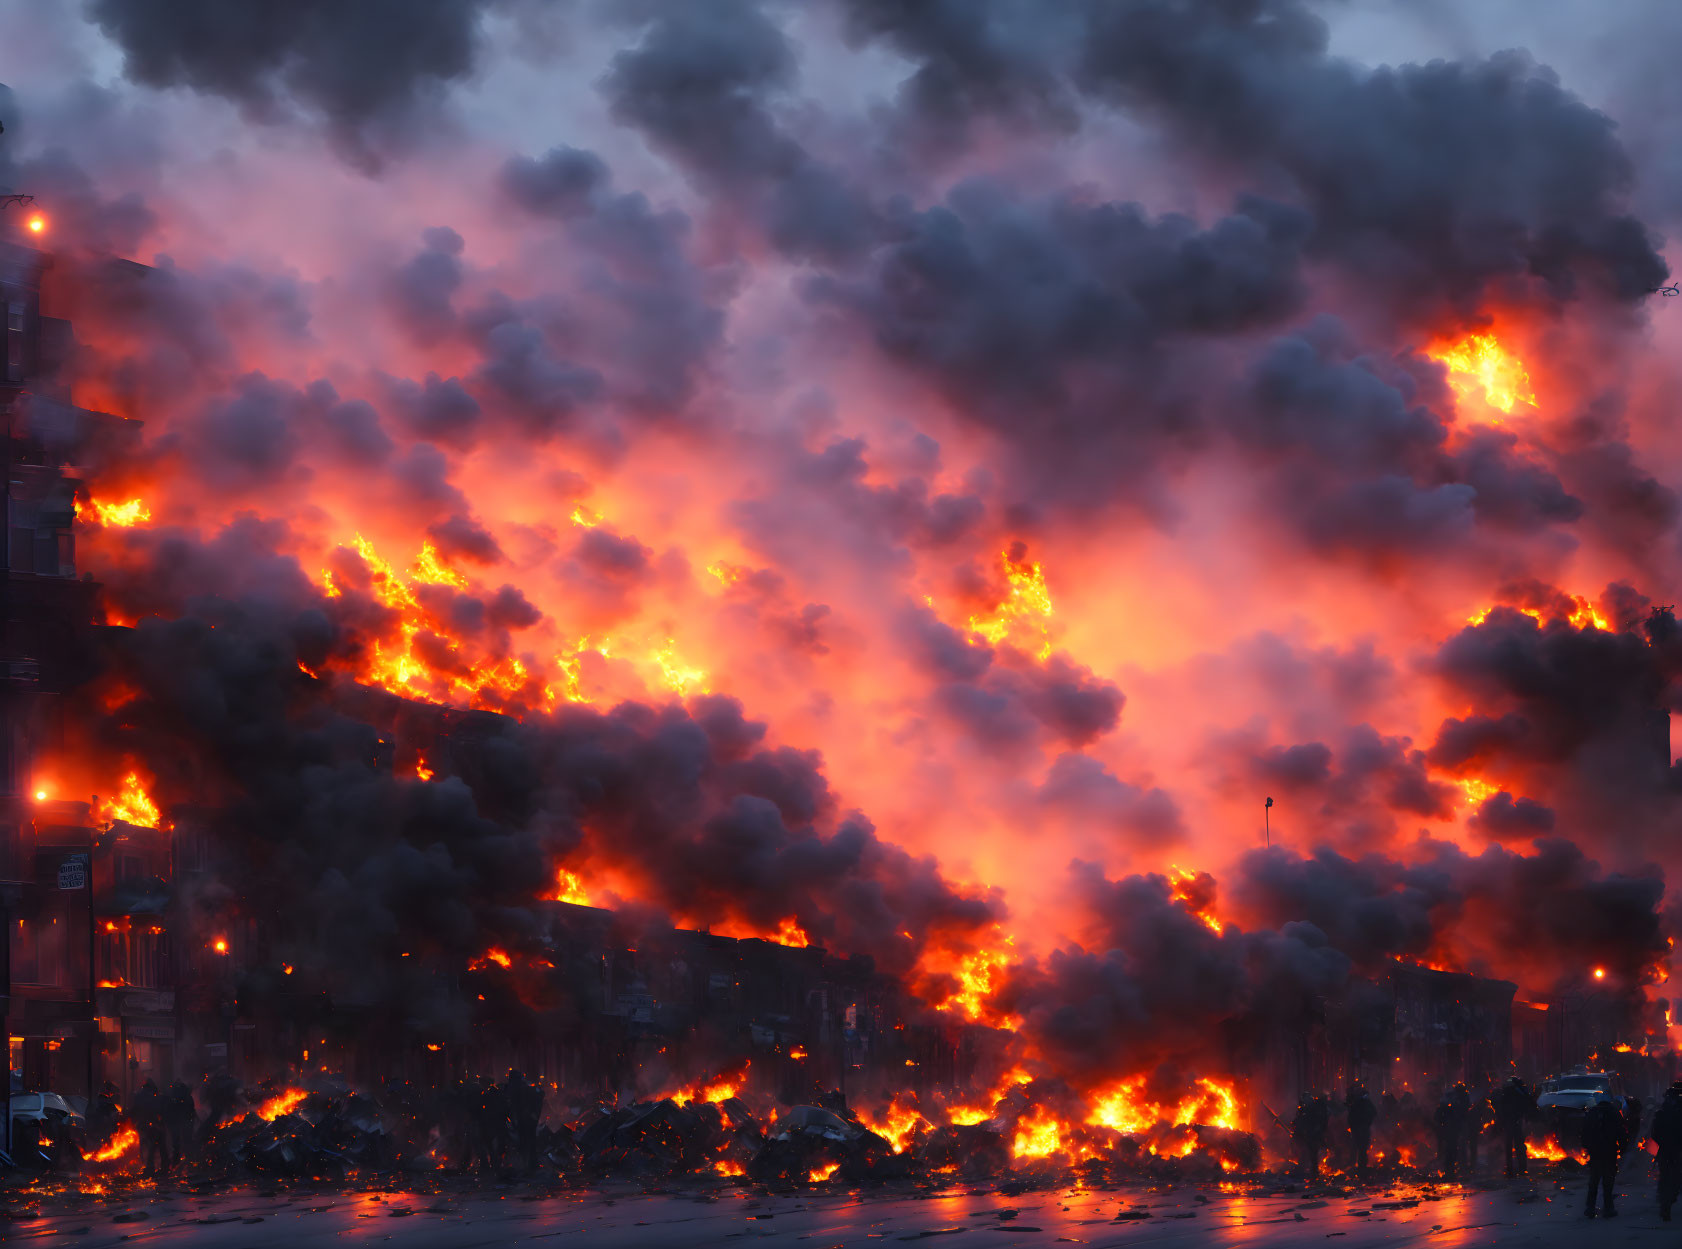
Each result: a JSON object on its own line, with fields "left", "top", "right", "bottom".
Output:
{"left": 1593, "top": 967, "right": 1606, "bottom": 981}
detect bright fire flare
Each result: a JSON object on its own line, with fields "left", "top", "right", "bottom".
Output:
{"left": 808, "top": 1160, "right": 840, "bottom": 1181}
{"left": 1467, "top": 594, "right": 1608, "bottom": 631}
{"left": 968, "top": 544, "right": 1056, "bottom": 659}
{"left": 552, "top": 868, "right": 593, "bottom": 906}
{"left": 1011, "top": 1107, "right": 1063, "bottom": 1159}
{"left": 1569, "top": 598, "right": 1611, "bottom": 631}
{"left": 469, "top": 948, "right": 513, "bottom": 970}
{"left": 1086, "top": 1076, "right": 1241, "bottom": 1140}
{"left": 673, "top": 1066, "right": 747, "bottom": 1105}
{"left": 858, "top": 1095, "right": 931, "bottom": 1153}
{"left": 97, "top": 771, "right": 163, "bottom": 828}
{"left": 255, "top": 1088, "right": 309, "bottom": 1120}
{"left": 947, "top": 1066, "right": 1031, "bottom": 1126}
{"left": 1455, "top": 776, "right": 1499, "bottom": 807}
{"left": 89, "top": 1126, "right": 138, "bottom": 1162}
{"left": 1169, "top": 866, "right": 1223, "bottom": 934}
{"left": 1427, "top": 331, "right": 1536, "bottom": 414}
{"left": 936, "top": 940, "right": 1019, "bottom": 1025}
{"left": 76, "top": 496, "right": 151, "bottom": 527}
{"left": 654, "top": 639, "right": 709, "bottom": 697}
{"left": 1530, "top": 1135, "right": 1584, "bottom": 1163}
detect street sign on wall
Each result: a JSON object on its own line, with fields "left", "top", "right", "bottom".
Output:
{"left": 57, "top": 854, "right": 87, "bottom": 890}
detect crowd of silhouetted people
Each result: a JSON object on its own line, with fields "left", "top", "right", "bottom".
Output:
{"left": 1290, "top": 1076, "right": 1539, "bottom": 1184}
{"left": 1289, "top": 1075, "right": 1682, "bottom": 1221}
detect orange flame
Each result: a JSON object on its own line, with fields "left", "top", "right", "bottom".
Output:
{"left": 672, "top": 1065, "right": 748, "bottom": 1105}
{"left": 468, "top": 948, "right": 513, "bottom": 971}
{"left": 97, "top": 770, "right": 163, "bottom": 828}
{"left": 1086, "top": 1076, "right": 1241, "bottom": 1144}
{"left": 808, "top": 1160, "right": 841, "bottom": 1181}
{"left": 1427, "top": 332, "right": 1536, "bottom": 415}
{"left": 1169, "top": 866, "right": 1223, "bottom": 935}
{"left": 255, "top": 1088, "right": 308, "bottom": 1120}
{"left": 89, "top": 1126, "right": 138, "bottom": 1162}
{"left": 858, "top": 1095, "right": 930, "bottom": 1153}
{"left": 1010, "top": 1106, "right": 1063, "bottom": 1159}
{"left": 552, "top": 868, "right": 593, "bottom": 906}
{"left": 1454, "top": 776, "right": 1499, "bottom": 807}
{"left": 936, "top": 939, "right": 1019, "bottom": 1025}
{"left": 968, "top": 545, "right": 1055, "bottom": 659}
{"left": 947, "top": 1066, "right": 1030, "bottom": 1126}
{"left": 77, "top": 496, "right": 151, "bottom": 527}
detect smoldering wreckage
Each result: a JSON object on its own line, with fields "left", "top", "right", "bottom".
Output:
{"left": 10, "top": 0, "right": 1682, "bottom": 1226}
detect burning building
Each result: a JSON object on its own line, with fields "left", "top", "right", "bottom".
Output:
{"left": 0, "top": 234, "right": 139, "bottom": 1104}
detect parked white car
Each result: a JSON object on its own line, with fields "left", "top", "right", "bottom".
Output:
{"left": 1536, "top": 1072, "right": 1618, "bottom": 1121}
{"left": 9, "top": 1091, "right": 86, "bottom": 1129}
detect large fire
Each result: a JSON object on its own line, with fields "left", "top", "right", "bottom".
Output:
{"left": 967, "top": 544, "right": 1056, "bottom": 659}
{"left": 1427, "top": 331, "right": 1536, "bottom": 414}
{"left": 7, "top": 0, "right": 1681, "bottom": 1203}
{"left": 76, "top": 496, "right": 151, "bottom": 527}
{"left": 96, "top": 771, "right": 163, "bottom": 829}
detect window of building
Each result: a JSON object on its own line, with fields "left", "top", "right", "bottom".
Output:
{"left": 14, "top": 906, "right": 69, "bottom": 987}
{"left": 13, "top": 914, "right": 38, "bottom": 982}
{"left": 7, "top": 299, "right": 25, "bottom": 377}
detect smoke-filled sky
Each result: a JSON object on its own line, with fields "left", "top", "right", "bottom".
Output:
{"left": 6, "top": 0, "right": 1682, "bottom": 1075}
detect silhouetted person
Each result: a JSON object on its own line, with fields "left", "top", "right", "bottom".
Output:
{"left": 1650, "top": 1083, "right": 1682, "bottom": 1220}
{"left": 1434, "top": 1096, "right": 1460, "bottom": 1179}
{"left": 505, "top": 1070, "right": 543, "bottom": 1172}
{"left": 1346, "top": 1085, "right": 1377, "bottom": 1177}
{"left": 165, "top": 1082, "right": 197, "bottom": 1167}
{"left": 1582, "top": 1095, "right": 1624, "bottom": 1218}
{"left": 88, "top": 1081, "right": 122, "bottom": 1149}
{"left": 1465, "top": 1089, "right": 1493, "bottom": 1175}
{"left": 202, "top": 1069, "right": 240, "bottom": 1142}
{"left": 132, "top": 1079, "right": 168, "bottom": 1177}
{"left": 1293, "top": 1094, "right": 1327, "bottom": 1180}
{"left": 1495, "top": 1077, "right": 1533, "bottom": 1177}
{"left": 1447, "top": 1084, "right": 1470, "bottom": 1173}
{"left": 477, "top": 1078, "right": 509, "bottom": 1171}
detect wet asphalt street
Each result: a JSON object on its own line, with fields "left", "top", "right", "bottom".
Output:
{"left": 5, "top": 1175, "right": 1680, "bottom": 1249}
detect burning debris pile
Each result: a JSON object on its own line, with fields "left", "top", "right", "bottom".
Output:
{"left": 62, "top": 1073, "right": 1266, "bottom": 1188}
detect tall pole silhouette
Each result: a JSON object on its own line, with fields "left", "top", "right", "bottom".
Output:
{"left": 1265, "top": 796, "right": 1273, "bottom": 847}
